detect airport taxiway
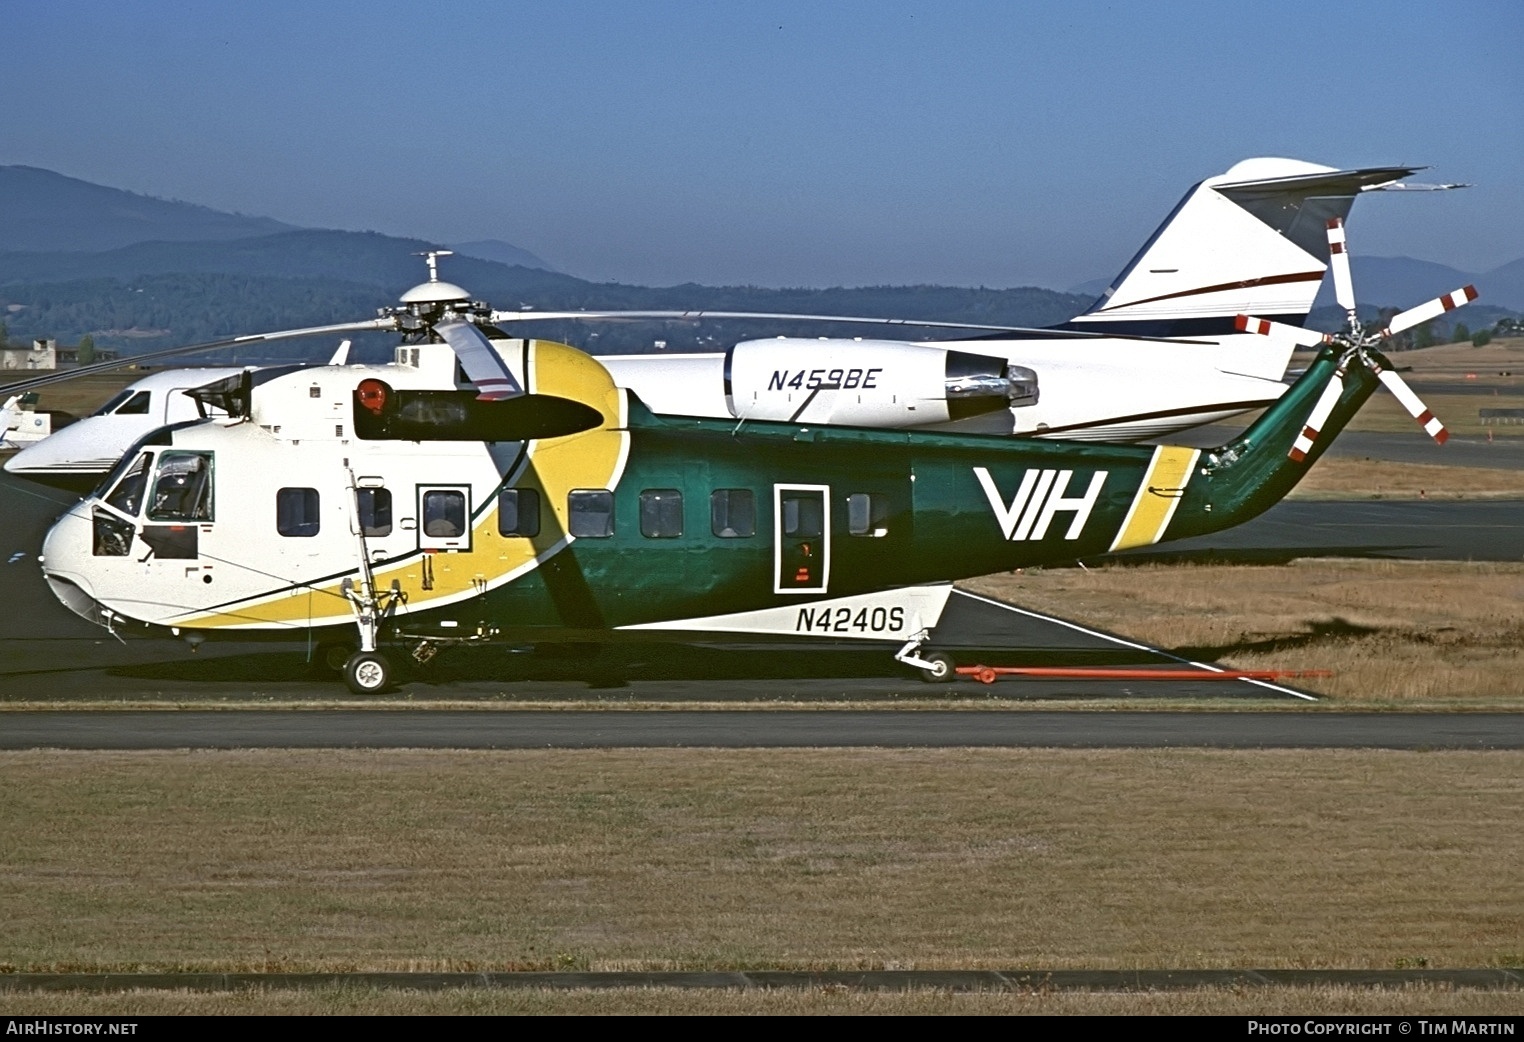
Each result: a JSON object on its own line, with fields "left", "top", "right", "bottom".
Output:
{"left": 5, "top": 709, "right": 1523, "bottom": 749}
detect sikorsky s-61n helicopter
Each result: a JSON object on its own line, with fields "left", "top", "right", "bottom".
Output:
{"left": 35, "top": 217, "right": 1476, "bottom": 693}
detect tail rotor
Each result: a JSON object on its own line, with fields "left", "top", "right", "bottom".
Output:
{"left": 1236, "top": 217, "right": 1476, "bottom": 459}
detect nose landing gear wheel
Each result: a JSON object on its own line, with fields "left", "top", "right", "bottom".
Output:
{"left": 343, "top": 651, "right": 393, "bottom": 695}
{"left": 918, "top": 652, "right": 956, "bottom": 684}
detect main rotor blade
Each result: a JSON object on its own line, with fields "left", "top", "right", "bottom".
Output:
{"left": 1380, "top": 285, "right": 1479, "bottom": 337}
{"left": 1372, "top": 363, "right": 1448, "bottom": 444}
{"left": 486, "top": 309, "right": 1213, "bottom": 343}
{"left": 1235, "top": 314, "right": 1333, "bottom": 348}
{"left": 1326, "top": 218, "right": 1357, "bottom": 321}
{"left": 1289, "top": 370, "right": 1347, "bottom": 462}
{"left": 0, "top": 317, "right": 398, "bottom": 397}
{"left": 436, "top": 321, "right": 523, "bottom": 400}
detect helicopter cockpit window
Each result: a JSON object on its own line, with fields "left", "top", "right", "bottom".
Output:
{"left": 146, "top": 452, "right": 213, "bottom": 522}
{"left": 422, "top": 490, "right": 467, "bottom": 538}
{"left": 104, "top": 451, "right": 154, "bottom": 517}
{"left": 357, "top": 488, "right": 392, "bottom": 537}
{"left": 710, "top": 489, "right": 756, "bottom": 538}
{"left": 568, "top": 489, "right": 614, "bottom": 538}
{"left": 277, "top": 488, "right": 321, "bottom": 537}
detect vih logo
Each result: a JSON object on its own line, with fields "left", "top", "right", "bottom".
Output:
{"left": 974, "top": 466, "right": 1107, "bottom": 540}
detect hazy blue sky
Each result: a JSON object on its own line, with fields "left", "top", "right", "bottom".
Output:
{"left": 8, "top": 1, "right": 1521, "bottom": 289}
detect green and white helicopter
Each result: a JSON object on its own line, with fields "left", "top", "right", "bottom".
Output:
{"left": 36, "top": 219, "right": 1475, "bottom": 693}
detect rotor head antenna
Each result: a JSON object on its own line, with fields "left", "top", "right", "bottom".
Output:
{"left": 394, "top": 249, "right": 482, "bottom": 334}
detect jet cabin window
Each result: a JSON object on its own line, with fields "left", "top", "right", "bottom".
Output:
{"left": 498, "top": 488, "right": 540, "bottom": 538}
{"left": 147, "top": 452, "right": 213, "bottom": 522}
{"left": 568, "top": 489, "right": 614, "bottom": 538}
{"left": 640, "top": 489, "right": 683, "bottom": 539}
{"left": 710, "top": 489, "right": 755, "bottom": 538}
{"left": 277, "top": 488, "right": 321, "bottom": 537}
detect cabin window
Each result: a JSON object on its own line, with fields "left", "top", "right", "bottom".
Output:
{"left": 639, "top": 489, "right": 683, "bottom": 539}
{"left": 422, "top": 489, "right": 467, "bottom": 538}
{"left": 357, "top": 488, "right": 392, "bottom": 537}
{"left": 113, "top": 390, "right": 151, "bottom": 415}
{"left": 710, "top": 489, "right": 755, "bottom": 538}
{"left": 104, "top": 451, "right": 154, "bottom": 517}
{"left": 146, "top": 452, "right": 213, "bottom": 522}
{"left": 780, "top": 489, "right": 824, "bottom": 538}
{"left": 568, "top": 489, "right": 614, "bottom": 538}
{"left": 498, "top": 488, "right": 540, "bottom": 538}
{"left": 847, "top": 493, "right": 890, "bottom": 537}
{"left": 277, "top": 487, "right": 321, "bottom": 537}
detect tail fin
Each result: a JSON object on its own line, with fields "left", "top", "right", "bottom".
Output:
{"left": 1065, "top": 158, "right": 1417, "bottom": 339}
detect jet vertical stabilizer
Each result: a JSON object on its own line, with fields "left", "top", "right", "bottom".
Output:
{"left": 1066, "top": 158, "right": 1419, "bottom": 360}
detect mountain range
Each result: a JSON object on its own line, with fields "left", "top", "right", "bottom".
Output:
{"left": 0, "top": 165, "right": 1516, "bottom": 357}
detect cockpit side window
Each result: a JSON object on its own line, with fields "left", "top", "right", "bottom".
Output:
{"left": 147, "top": 451, "right": 213, "bottom": 522}
{"left": 114, "top": 391, "right": 152, "bottom": 415}
{"left": 93, "top": 389, "right": 136, "bottom": 417}
{"left": 104, "top": 451, "right": 154, "bottom": 517}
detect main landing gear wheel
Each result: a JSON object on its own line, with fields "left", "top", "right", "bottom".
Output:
{"left": 918, "top": 652, "right": 956, "bottom": 684}
{"left": 343, "top": 651, "right": 393, "bottom": 695}
{"left": 314, "top": 641, "right": 356, "bottom": 675}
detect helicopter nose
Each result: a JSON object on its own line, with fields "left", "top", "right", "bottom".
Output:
{"left": 40, "top": 506, "right": 108, "bottom": 626}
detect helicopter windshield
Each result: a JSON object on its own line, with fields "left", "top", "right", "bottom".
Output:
{"left": 103, "top": 451, "right": 154, "bottom": 516}
{"left": 146, "top": 451, "right": 214, "bottom": 522}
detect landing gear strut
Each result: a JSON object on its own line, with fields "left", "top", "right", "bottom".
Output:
{"left": 334, "top": 469, "right": 407, "bottom": 695}
{"left": 894, "top": 630, "right": 957, "bottom": 683}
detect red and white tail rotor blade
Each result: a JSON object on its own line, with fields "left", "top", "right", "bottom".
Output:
{"left": 1373, "top": 365, "right": 1448, "bottom": 444}
{"left": 1289, "top": 369, "right": 1347, "bottom": 462}
{"left": 1381, "top": 285, "right": 1480, "bottom": 337}
{"left": 1235, "top": 314, "right": 1333, "bottom": 348}
{"left": 1326, "top": 218, "right": 1358, "bottom": 321}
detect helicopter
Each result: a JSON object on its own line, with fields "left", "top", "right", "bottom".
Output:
{"left": 3, "top": 156, "right": 1435, "bottom": 488}
{"left": 34, "top": 217, "right": 1475, "bottom": 694}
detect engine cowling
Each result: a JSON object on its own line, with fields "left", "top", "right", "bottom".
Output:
{"left": 724, "top": 338, "right": 1036, "bottom": 427}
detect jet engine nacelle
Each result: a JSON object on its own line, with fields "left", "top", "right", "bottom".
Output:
{"left": 724, "top": 338, "right": 1036, "bottom": 427}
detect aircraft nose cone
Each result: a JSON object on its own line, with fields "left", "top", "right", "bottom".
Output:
{"left": 40, "top": 506, "right": 108, "bottom": 626}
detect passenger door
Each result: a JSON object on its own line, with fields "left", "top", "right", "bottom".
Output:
{"left": 773, "top": 484, "right": 829, "bottom": 594}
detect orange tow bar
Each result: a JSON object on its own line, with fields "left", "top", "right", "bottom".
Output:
{"left": 955, "top": 666, "right": 1333, "bottom": 685}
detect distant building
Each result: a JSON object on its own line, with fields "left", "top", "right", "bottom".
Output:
{"left": 0, "top": 339, "right": 56, "bottom": 370}
{"left": 0, "top": 338, "right": 117, "bottom": 369}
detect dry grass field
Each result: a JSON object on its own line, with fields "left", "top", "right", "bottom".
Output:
{"left": 964, "top": 559, "right": 1524, "bottom": 703}
{"left": 2, "top": 747, "right": 1521, "bottom": 1013}
{"left": 2, "top": 748, "right": 1519, "bottom": 974}
{"left": 5, "top": 983, "right": 1521, "bottom": 1016}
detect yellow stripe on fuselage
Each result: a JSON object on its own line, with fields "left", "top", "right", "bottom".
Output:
{"left": 1108, "top": 445, "right": 1200, "bottom": 552}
